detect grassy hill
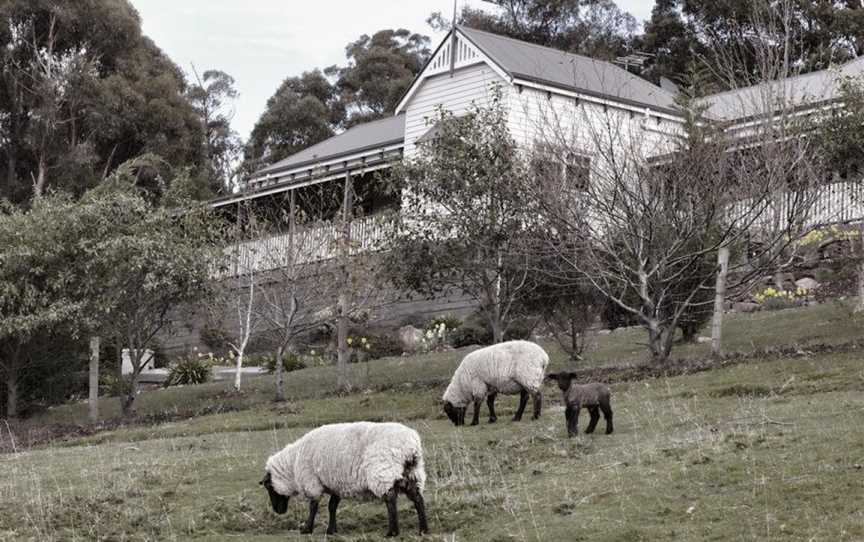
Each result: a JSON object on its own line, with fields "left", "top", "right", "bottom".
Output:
{"left": 1, "top": 302, "right": 863, "bottom": 540}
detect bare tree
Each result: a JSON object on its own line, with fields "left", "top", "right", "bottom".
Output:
{"left": 212, "top": 226, "right": 264, "bottom": 392}
{"left": 224, "top": 183, "right": 387, "bottom": 399}
{"left": 253, "top": 191, "right": 338, "bottom": 401}
{"left": 529, "top": 95, "right": 820, "bottom": 362}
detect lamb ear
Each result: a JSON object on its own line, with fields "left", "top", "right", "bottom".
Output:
{"left": 546, "top": 373, "right": 560, "bottom": 381}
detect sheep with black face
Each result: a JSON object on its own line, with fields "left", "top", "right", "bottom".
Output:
{"left": 547, "top": 372, "right": 613, "bottom": 437}
{"left": 443, "top": 340, "right": 549, "bottom": 426}
{"left": 261, "top": 421, "right": 428, "bottom": 537}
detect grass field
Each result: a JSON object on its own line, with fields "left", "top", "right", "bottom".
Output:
{"left": 1, "top": 302, "right": 863, "bottom": 541}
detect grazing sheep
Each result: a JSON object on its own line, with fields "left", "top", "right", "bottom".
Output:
{"left": 547, "top": 373, "right": 613, "bottom": 437}
{"left": 261, "top": 422, "right": 428, "bottom": 537}
{"left": 443, "top": 340, "right": 549, "bottom": 426}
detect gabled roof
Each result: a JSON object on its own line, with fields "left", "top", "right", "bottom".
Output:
{"left": 253, "top": 114, "right": 406, "bottom": 179}
{"left": 456, "top": 26, "right": 680, "bottom": 114}
{"left": 700, "top": 56, "right": 864, "bottom": 121}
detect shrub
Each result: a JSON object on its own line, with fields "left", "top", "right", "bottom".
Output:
{"left": 262, "top": 352, "right": 307, "bottom": 373}
{"left": 199, "top": 323, "right": 230, "bottom": 353}
{"left": 347, "top": 333, "right": 404, "bottom": 361}
{"left": 504, "top": 317, "right": 537, "bottom": 341}
{"left": 425, "top": 314, "right": 463, "bottom": 332}
{"left": 99, "top": 373, "right": 134, "bottom": 397}
{"left": 449, "top": 314, "right": 494, "bottom": 348}
{"left": 164, "top": 356, "right": 212, "bottom": 387}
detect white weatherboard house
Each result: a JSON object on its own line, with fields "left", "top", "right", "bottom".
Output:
{"left": 211, "top": 25, "right": 864, "bottom": 276}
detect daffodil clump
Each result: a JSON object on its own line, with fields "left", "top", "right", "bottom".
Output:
{"left": 796, "top": 225, "right": 857, "bottom": 247}
{"left": 347, "top": 335, "right": 372, "bottom": 351}
{"left": 752, "top": 285, "right": 811, "bottom": 310}
{"left": 421, "top": 321, "right": 449, "bottom": 353}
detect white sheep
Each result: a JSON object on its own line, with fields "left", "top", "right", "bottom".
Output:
{"left": 260, "top": 421, "right": 428, "bottom": 537}
{"left": 443, "top": 340, "right": 549, "bottom": 426}
{"left": 546, "top": 373, "right": 614, "bottom": 436}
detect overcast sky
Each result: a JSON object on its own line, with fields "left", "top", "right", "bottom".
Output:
{"left": 129, "top": 1, "right": 654, "bottom": 141}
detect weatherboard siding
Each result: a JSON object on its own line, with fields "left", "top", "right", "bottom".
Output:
{"left": 403, "top": 63, "right": 506, "bottom": 158}
{"left": 507, "top": 85, "right": 678, "bottom": 158}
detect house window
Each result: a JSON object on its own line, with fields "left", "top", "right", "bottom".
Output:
{"left": 531, "top": 143, "right": 591, "bottom": 190}
{"left": 564, "top": 153, "right": 591, "bottom": 191}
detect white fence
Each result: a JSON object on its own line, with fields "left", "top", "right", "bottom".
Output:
{"left": 219, "top": 212, "right": 396, "bottom": 277}
{"left": 729, "top": 181, "right": 864, "bottom": 233}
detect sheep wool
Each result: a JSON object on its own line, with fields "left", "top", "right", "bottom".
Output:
{"left": 443, "top": 340, "right": 549, "bottom": 407}
{"left": 265, "top": 421, "right": 426, "bottom": 500}
{"left": 564, "top": 382, "right": 610, "bottom": 408}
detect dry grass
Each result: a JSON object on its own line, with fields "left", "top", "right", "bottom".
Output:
{"left": 1, "top": 302, "right": 863, "bottom": 540}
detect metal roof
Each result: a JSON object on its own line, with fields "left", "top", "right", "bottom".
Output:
{"left": 699, "top": 56, "right": 864, "bottom": 121}
{"left": 457, "top": 26, "right": 680, "bottom": 114}
{"left": 253, "top": 114, "right": 406, "bottom": 178}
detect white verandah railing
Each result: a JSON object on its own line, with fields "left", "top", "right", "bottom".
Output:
{"left": 219, "top": 211, "right": 397, "bottom": 277}
{"left": 729, "top": 181, "right": 864, "bottom": 233}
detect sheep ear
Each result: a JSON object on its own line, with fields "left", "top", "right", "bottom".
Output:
{"left": 546, "top": 373, "right": 560, "bottom": 381}
{"left": 260, "top": 472, "right": 271, "bottom": 486}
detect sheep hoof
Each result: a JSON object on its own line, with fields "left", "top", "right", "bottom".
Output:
{"left": 326, "top": 526, "right": 337, "bottom": 535}
{"left": 488, "top": 416, "right": 497, "bottom": 424}
{"left": 386, "top": 529, "right": 399, "bottom": 537}
{"left": 299, "top": 526, "right": 313, "bottom": 534}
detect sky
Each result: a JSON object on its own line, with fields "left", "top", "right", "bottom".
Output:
{"left": 129, "top": 1, "right": 654, "bottom": 142}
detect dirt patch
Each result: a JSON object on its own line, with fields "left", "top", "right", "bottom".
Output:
{"left": 0, "top": 400, "right": 244, "bottom": 453}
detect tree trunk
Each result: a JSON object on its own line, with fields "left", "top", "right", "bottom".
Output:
{"left": 647, "top": 321, "right": 672, "bottom": 363}
{"left": 88, "top": 336, "right": 100, "bottom": 424}
{"left": 274, "top": 345, "right": 286, "bottom": 402}
{"left": 33, "top": 155, "right": 47, "bottom": 198}
{"left": 490, "top": 317, "right": 504, "bottom": 344}
{"left": 336, "top": 298, "right": 350, "bottom": 390}
{"left": 121, "top": 349, "right": 142, "bottom": 417}
{"left": 336, "top": 173, "right": 353, "bottom": 392}
{"left": 233, "top": 350, "right": 244, "bottom": 392}
{"left": 5, "top": 149, "right": 15, "bottom": 195}
{"left": 856, "top": 222, "right": 864, "bottom": 313}
{"left": 121, "top": 371, "right": 138, "bottom": 417}
{"left": 711, "top": 247, "right": 730, "bottom": 357}
{"left": 6, "top": 369, "right": 18, "bottom": 419}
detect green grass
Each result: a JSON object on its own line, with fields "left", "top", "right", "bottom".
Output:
{"left": 2, "top": 302, "right": 864, "bottom": 540}
{"left": 31, "top": 300, "right": 864, "bottom": 429}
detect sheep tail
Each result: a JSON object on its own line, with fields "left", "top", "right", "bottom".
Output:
{"left": 400, "top": 449, "right": 426, "bottom": 492}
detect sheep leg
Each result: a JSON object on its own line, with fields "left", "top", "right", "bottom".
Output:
{"left": 384, "top": 487, "right": 400, "bottom": 537}
{"left": 600, "top": 401, "right": 614, "bottom": 434}
{"left": 299, "top": 498, "right": 319, "bottom": 534}
{"left": 326, "top": 495, "right": 340, "bottom": 535}
{"left": 586, "top": 406, "right": 600, "bottom": 434}
{"left": 404, "top": 482, "right": 429, "bottom": 534}
{"left": 566, "top": 405, "right": 580, "bottom": 437}
{"left": 487, "top": 392, "right": 498, "bottom": 423}
{"left": 513, "top": 389, "right": 529, "bottom": 421}
{"left": 531, "top": 390, "right": 542, "bottom": 420}
{"left": 470, "top": 398, "right": 482, "bottom": 426}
